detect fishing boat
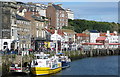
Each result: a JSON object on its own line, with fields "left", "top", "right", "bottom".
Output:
{"left": 30, "top": 52, "right": 62, "bottom": 75}
{"left": 10, "top": 63, "right": 22, "bottom": 72}
{"left": 56, "top": 53, "right": 71, "bottom": 69}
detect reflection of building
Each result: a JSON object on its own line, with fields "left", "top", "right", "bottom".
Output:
{"left": 16, "top": 14, "right": 31, "bottom": 50}
{"left": 46, "top": 3, "right": 68, "bottom": 29}
{"left": 0, "top": 1, "right": 17, "bottom": 50}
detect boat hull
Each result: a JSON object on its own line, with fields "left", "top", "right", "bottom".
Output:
{"left": 62, "top": 61, "right": 70, "bottom": 69}
{"left": 31, "top": 67, "right": 62, "bottom": 75}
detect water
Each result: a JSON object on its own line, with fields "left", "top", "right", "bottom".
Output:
{"left": 57, "top": 56, "right": 118, "bottom": 75}
{"left": 3, "top": 56, "right": 119, "bottom": 77}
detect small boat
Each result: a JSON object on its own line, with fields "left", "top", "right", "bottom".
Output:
{"left": 56, "top": 53, "right": 71, "bottom": 69}
{"left": 10, "top": 63, "right": 22, "bottom": 72}
{"left": 30, "top": 52, "right": 62, "bottom": 75}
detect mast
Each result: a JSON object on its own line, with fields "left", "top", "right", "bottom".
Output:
{"left": 55, "top": 30, "right": 58, "bottom": 54}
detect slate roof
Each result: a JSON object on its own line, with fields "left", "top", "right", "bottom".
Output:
{"left": 52, "top": 4, "right": 64, "bottom": 10}
{"left": 16, "top": 14, "right": 30, "bottom": 21}
{"left": 89, "top": 30, "right": 99, "bottom": 33}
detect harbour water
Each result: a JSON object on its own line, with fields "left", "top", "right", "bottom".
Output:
{"left": 3, "top": 56, "right": 119, "bottom": 77}
{"left": 57, "top": 56, "right": 118, "bottom": 75}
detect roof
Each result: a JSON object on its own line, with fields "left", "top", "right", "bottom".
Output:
{"left": 109, "top": 43, "right": 120, "bottom": 45}
{"left": 82, "top": 43, "right": 103, "bottom": 45}
{"left": 16, "top": 14, "right": 30, "bottom": 21}
{"left": 89, "top": 30, "right": 99, "bottom": 33}
{"left": 18, "top": 7, "right": 24, "bottom": 12}
{"left": 45, "top": 29, "right": 65, "bottom": 36}
{"left": 52, "top": 4, "right": 64, "bottom": 10}
{"left": 100, "top": 33, "right": 116, "bottom": 36}
{"left": 62, "top": 29, "right": 76, "bottom": 34}
{"left": 82, "top": 43, "right": 120, "bottom": 45}
{"left": 96, "top": 37, "right": 106, "bottom": 41}
{"left": 76, "top": 33, "right": 89, "bottom": 37}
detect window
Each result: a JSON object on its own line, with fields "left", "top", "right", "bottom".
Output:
{"left": 12, "top": 29, "right": 14, "bottom": 36}
{"left": 4, "top": 42, "right": 8, "bottom": 45}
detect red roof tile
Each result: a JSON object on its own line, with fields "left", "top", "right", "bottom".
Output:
{"left": 109, "top": 43, "right": 120, "bottom": 45}
{"left": 96, "top": 37, "right": 106, "bottom": 41}
{"left": 45, "top": 29, "right": 65, "bottom": 36}
{"left": 76, "top": 33, "right": 89, "bottom": 37}
{"left": 100, "top": 33, "right": 116, "bottom": 36}
{"left": 82, "top": 43, "right": 103, "bottom": 45}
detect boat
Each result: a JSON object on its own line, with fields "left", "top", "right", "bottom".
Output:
{"left": 10, "top": 63, "right": 22, "bottom": 72}
{"left": 30, "top": 52, "right": 62, "bottom": 75}
{"left": 56, "top": 53, "right": 71, "bottom": 69}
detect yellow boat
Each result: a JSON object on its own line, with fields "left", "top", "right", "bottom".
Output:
{"left": 30, "top": 52, "right": 62, "bottom": 75}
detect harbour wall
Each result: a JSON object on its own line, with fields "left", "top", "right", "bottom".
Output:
{"left": 66, "top": 48, "right": 120, "bottom": 61}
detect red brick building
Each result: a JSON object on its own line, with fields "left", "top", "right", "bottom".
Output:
{"left": 46, "top": 3, "right": 68, "bottom": 29}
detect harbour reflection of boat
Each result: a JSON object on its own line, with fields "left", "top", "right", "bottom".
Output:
{"left": 30, "top": 52, "right": 62, "bottom": 75}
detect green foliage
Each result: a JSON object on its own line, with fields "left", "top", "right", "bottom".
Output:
{"left": 65, "top": 19, "right": 119, "bottom": 33}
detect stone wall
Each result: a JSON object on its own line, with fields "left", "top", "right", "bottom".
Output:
{"left": 0, "top": 53, "right": 2, "bottom": 77}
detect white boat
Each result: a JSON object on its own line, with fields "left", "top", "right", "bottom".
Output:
{"left": 10, "top": 63, "right": 22, "bottom": 72}
{"left": 56, "top": 53, "right": 71, "bottom": 69}
{"left": 30, "top": 52, "right": 62, "bottom": 75}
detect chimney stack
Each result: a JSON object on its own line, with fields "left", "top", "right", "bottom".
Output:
{"left": 113, "top": 31, "right": 117, "bottom": 35}
{"left": 57, "top": 4, "right": 62, "bottom": 7}
{"left": 107, "top": 30, "right": 110, "bottom": 34}
{"left": 48, "top": 3, "right": 53, "bottom": 6}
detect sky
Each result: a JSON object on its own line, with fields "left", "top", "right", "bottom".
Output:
{"left": 16, "top": 0, "right": 119, "bottom": 2}
{"left": 15, "top": 0, "right": 119, "bottom": 23}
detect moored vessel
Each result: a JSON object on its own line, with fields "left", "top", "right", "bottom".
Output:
{"left": 30, "top": 52, "right": 62, "bottom": 75}
{"left": 56, "top": 53, "right": 71, "bottom": 69}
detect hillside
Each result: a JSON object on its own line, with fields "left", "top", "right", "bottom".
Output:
{"left": 62, "top": 19, "right": 120, "bottom": 33}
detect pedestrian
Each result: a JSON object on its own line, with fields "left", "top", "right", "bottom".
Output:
{"left": 15, "top": 49, "right": 18, "bottom": 55}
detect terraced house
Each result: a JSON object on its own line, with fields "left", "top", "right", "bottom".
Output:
{"left": 0, "top": 0, "right": 17, "bottom": 50}
{"left": 46, "top": 3, "right": 68, "bottom": 29}
{"left": 16, "top": 14, "right": 31, "bottom": 51}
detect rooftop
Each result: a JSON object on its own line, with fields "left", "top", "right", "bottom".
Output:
{"left": 100, "top": 33, "right": 116, "bottom": 36}
{"left": 96, "top": 37, "right": 106, "bottom": 41}
{"left": 89, "top": 30, "right": 99, "bottom": 33}
{"left": 45, "top": 29, "right": 65, "bottom": 36}
{"left": 52, "top": 4, "right": 64, "bottom": 10}
{"left": 76, "top": 33, "right": 89, "bottom": 37}
{"left": 16, "top": 14, "right": 30, "bottom": 21}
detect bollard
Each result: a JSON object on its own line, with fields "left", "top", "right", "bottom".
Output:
{"left": 90, "top": 49, "right": 93, "bottom": 57}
